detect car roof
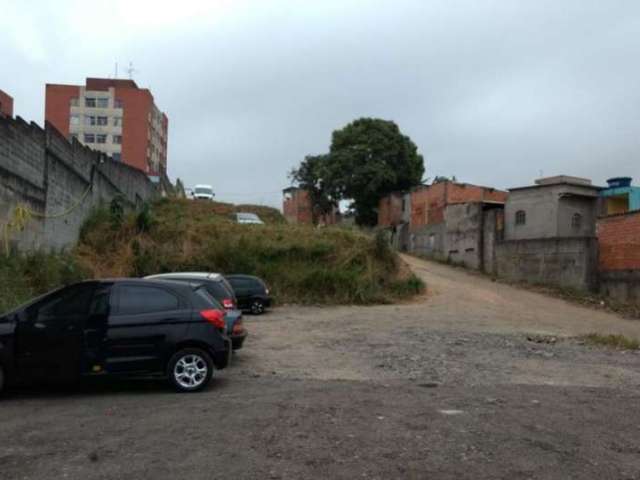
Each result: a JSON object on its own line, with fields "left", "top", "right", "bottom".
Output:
{"left": 97, "top": 278, "right": 202, "bottom": 288}
{"left": 226, "top": 274, "right": 261, "bottom": 281}
{"left": 144, "top": 272, "right": 224, "bottom": 281}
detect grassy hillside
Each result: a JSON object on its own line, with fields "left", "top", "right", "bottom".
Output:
{"left": 1, "top": 198, "right": 423, "bottom": 312}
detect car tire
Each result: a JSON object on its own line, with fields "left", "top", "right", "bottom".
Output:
{"left": 167, "top": 348, "right": 213, "bottom": 393}
{"left": 250, "top": 299, "right": 265, "bottom": 315}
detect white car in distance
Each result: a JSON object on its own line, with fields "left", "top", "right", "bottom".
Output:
{"left": 193, "top": 184, "right": 215, "bottom": 201}
{"left": 236, "top": 212, "right": 264, "bottom": 225}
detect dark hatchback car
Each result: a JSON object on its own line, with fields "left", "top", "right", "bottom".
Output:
{"left": 0, "top": 279, "right": 231, "bottom": 393}
{"left": 225, "top": 275, "right": 272, "bottom": 315}
{"left": 145, "top": 272, "right": 247, "bottom": 350}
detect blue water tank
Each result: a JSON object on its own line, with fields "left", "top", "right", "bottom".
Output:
{"left": 607, "top": 177, "right": 632, "bottom": 188}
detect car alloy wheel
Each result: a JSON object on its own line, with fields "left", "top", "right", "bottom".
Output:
{"left": 250, "top": 299, "right": 265, "bottom": 315}
{"left": 168, "top": 348, "right": 214, "bottom": 393}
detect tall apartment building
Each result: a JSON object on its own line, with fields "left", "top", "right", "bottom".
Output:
{"left": 0, "top": 89, "right": 14, "bottom": 117}
{"left": 45, "top": 78, "right": 168, "bottom": 175}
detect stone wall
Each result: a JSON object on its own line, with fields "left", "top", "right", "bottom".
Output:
{"left": 599, "top": 271, "right": 640, "bottom": 306}
{"left": 0, "top": 116, "right": 157, "bottom": 252}
{"left": 495, "top": 237, "right": 598, "bottom": 291}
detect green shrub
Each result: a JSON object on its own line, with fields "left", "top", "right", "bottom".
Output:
{"left": 0, "top": 251, "right": 89, "bottom": 313}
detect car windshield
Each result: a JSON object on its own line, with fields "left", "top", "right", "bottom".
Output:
{"left": 237, "top": 213, "right": 259, "bottom": 221}
{"left": 195, "top": 187, "right": 212, "bottom": 195}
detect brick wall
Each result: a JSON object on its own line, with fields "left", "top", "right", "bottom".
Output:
{"left": 378, "top": 192, "right": 404, "bottom": 227}
{"left": 0, "top": 116, "right": 157, "bottom": 252}
{"left": 283, "top": 189, "right": 313, "bottom": 224}
{"left": 597, "top": 211, "right": 640, "bottom": 271}
{"left": 0, "top": 90, "right": 14, "bottom": 118}
{"left": 410, "top": 181, "right": 507, "bottom": 231}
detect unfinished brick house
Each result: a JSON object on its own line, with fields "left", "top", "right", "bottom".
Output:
{"left": 282, "top": 187, "right": 338, "bottom": 226}
{"left": 408, "top": 181, "right": 508, "bottom": 268}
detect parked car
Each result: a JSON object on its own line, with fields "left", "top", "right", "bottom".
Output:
{"left": 225, "top": 274, "right": 272, "bottom": 315}
{"left": 193, "top": 184, "right": 215, "bottom": 201}
{"left": 145, "top": 272, "right": 247, "bottom": 350}
{"left": 0, "top": 279, "right": 231, "bottom": 393}
{"left": 235, "top": 212, "right": 264, "bottom": 225}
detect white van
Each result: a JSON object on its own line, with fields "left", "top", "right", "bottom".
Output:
{"left": 193, "top": 184, "right": 215, "bottom": 201}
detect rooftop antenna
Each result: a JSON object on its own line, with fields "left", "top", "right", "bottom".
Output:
{"left": 127, "top": 62, "right": 138, "bottom": 80}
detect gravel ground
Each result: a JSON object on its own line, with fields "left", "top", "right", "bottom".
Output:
{"left": 1, "top": 256, "right": 640, "bottom": 479}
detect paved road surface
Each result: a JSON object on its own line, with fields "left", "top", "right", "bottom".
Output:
{"left": 1, "top": 257, "right": 639, "bottom": 479}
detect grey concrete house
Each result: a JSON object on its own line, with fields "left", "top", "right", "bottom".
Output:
{"left": 504, "top": 175, "right": 601, "bottom": 240}
{"left": 498, "top": 176, "right": 601, "bottom": 291}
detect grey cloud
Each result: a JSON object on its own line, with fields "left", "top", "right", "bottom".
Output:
{"left": 2, "top": 0, "right": 639, "bottom": 207}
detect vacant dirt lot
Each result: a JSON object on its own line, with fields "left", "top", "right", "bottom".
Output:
{"left": 2, "top": 256, "right": 640, "bottom": 479}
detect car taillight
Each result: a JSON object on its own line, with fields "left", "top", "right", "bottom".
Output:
{"left": 200, "top": 309, "right": 225, "bottom": 330}
{"left": 222, "top": 298, "right": 235, "bottom": 309}
{"left": 232, "top": 319, "right": 244, "bottom": 334}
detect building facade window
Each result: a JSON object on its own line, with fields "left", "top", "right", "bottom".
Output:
{"left": 114, "top": 99, "right": 123, "bottom": 108}
{"left": 515, "top": 210, "right": 526, "bottom": 226}
{"left": 70, "top": 114, "right": 80, "bottom": 125}
{"left": 96, "top": 134, "right": 107, "bottom": 144}
{"left": 85, "top": 97, "right": 96, "bottom": 107}
{"left": 571, "top": 213, "right": 582, "bottom": 230}
{"left": 97, "top": 116, "right": 108, "bottom": 126}
{"left": 84, "top": 133, "right": 95, "bottom": 143}
{"left": 113, "top": 116, "right": 122, "bottom": 126}
{"left": 85, "top": 115, "right": 96, "bottom": 126}
{"left": 112, "top": 135, "right": 122, "bottom": 144}
{"left": 97, "top": 98, "right": 109, "bottom": 108}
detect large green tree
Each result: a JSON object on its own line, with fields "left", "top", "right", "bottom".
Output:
{"left": 291, "top": 118, "right": 425, "bottom": 226}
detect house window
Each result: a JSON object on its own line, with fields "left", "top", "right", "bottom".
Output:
{"left": 70, "top": 114, "right": 80, "bottom": 125}
{"left": 97, "top": 116, "right": 108, "bottom": 126}
{"left": 84, "top": 133, "right": 95, "bottom": 143}
{"left": 96, "top": 134, "right": 107, "bottom": 144}
{"left": 85, "top": 97, "right": 96, "bottom": 107}
{"left": 571, "top": 213, "right": 582, "bottom": 230}
{"left": 113, "top": 116, "right": 122, "bottom": 126}
{"left": 112, "top": 135, "right": 122, "bottom": 144}
{"left": 515, "top": 210, "right": 526, "bottom": 226}
{"left": 97, "top": 98, "right": 109, "bottom": 108}
{"left": 85, "top": 115, "right": 96, "bottom": 126}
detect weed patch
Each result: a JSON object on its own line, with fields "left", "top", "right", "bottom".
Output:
{"left": 581, "top": 333, "right": 640, "bottom": 350}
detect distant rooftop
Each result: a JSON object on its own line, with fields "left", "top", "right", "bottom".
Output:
{"left": 511, "top": 175, "right": 602, "bottom": 192}
{"left": 86, "top": 78, "right": 139, "bottom": 91}
{"left": 534, "top": 175, "right": 592, "bottom": 186}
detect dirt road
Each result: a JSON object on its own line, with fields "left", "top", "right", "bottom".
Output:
{"left": 1, "top": 257, "right": 639, "bottom": 479}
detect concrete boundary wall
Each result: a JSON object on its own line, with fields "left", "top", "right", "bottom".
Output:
{"left": 495, "top": 237, "right": 598, "bottom": 291}
{"left": 0, "top": 116, "right": 157, "bottom": 252}
{"left": 599, "top": 271, "right": 640, "bottom": 306}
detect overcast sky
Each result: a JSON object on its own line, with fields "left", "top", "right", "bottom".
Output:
{"left": 2, "top": 0, "right": 639, "bottom": 208}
